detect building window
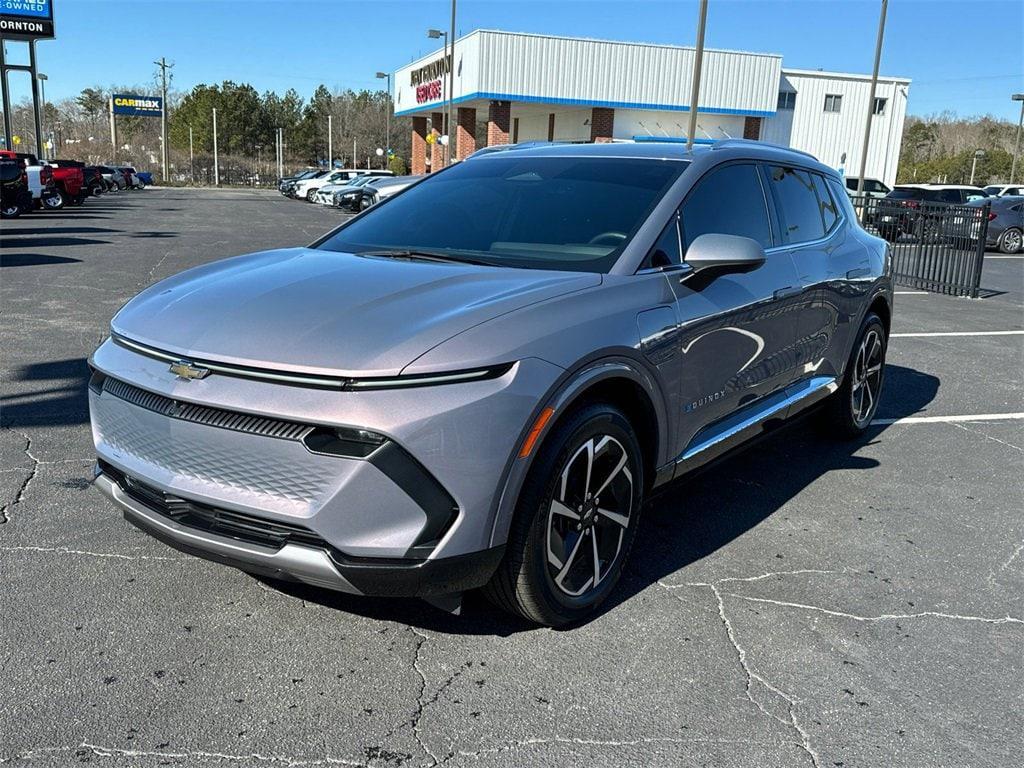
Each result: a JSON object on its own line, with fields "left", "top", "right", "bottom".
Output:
{"left": 777, "top": 91, "right": 796, "bottom": 110}
{"left": 873, "top": 97, "right": 888, "bottom": 115}
{"left": 824, "top": 94, "right": 842, "bottom": 113}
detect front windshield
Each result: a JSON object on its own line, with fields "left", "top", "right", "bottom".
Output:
{"left": 317, "top": 156, "right": 686, "bottom": 272}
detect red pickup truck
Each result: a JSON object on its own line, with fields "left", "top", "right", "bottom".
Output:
{"left": 0, "top": 151, "right": 85, "bottom": 209}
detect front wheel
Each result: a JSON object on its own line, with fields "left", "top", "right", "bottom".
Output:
{"left": 485, "top": 403, "right": 644, "bottom": 626}
{"left": 823, "top": 313, "right": 887, "bottom": 438}
{"left": 1, "top": 201, "right": 21, "bottom": 218}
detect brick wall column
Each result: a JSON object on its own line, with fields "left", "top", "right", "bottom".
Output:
{"left": 590, "top": 107, "right": 615, "bottom": 143}
{"left": 487, "top": 100, "right": 511, "bottom": 146}
{"left": 411, "top": 116, "right": 427, "bottom": 175}
{"left": 430, "top": 111, "right": 444, "bottom": 172}
{"left": 743, "top": 117, "right": 762, "bottom": 140}
{"left": 456, "top": 107, "right": 476, "bottom": 160}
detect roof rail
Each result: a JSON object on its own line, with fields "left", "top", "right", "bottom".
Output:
{"left": 711, "top": 138, "right": 819, "bottom": 161}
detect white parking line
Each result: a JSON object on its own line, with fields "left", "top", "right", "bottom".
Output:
{"left": 890, "top": 330, "right": 1024, "bottom": 338}
{"left": 894, "top": 291, "right": 928, "bottom": 295}
{"left": 985, "top": 255, "right": 1024, "bottom": 259}
{"left": 871, "top": 413, "right": 1024, "bottom": 426}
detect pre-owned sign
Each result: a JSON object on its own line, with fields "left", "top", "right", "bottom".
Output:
{"left": 0, "top": 0, "right": 55, "bottom": 40}
{"left": 112, "top": 94, "right": 163, "bottom": 117}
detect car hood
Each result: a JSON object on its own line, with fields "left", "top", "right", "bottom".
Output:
{"left": 112, "top": 247, "right": 600, "bottom": 377}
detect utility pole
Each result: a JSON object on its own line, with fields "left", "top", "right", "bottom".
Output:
{"left": 686, "top": 0, "right": 708, "bottom": 152}
{"left": 188, "top": 124, "right": 194, "bottom": 183}
{"left": 1010, "top": 94, "right": 1024, "bottom": 184}
{"left": 856, "top": 0, "right": 888, "bottom": 194}
{"left": 109, "top": 96, "right": 117, "bottom": 158}
{"left": 448, "top": 0, "right": 457, "bottom": 164}
{"left": 327, "top": 114, "right": 333, "bottom": 167}
{"left": 212, "top": 107, "right": 219, "bottom": 186}
{"left": 376, "top": 72, "right": 391, "bottom": 167}
{"left": 36, "top": 73, "right": 48, "bottom": 159}
{"left": 154, "top": 57, "right": 173, "bottom": 182}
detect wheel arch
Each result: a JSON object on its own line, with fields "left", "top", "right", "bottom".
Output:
{"left": 487, "top": 357, "right": 668, "bottom": 550}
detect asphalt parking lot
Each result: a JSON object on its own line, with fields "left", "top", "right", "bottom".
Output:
{"left": 2, "top": 187, "right": 1022, "bottom": 767}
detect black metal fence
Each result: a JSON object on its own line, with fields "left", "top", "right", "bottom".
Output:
{"left": 850, "top": 196, "right": 991, "bottom": 298}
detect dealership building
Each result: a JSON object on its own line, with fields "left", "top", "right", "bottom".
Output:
{"left": 394, "top": 30, "right": 910, "bottom": 185}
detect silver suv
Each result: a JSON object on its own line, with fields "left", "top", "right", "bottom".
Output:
{"left": 89, "top": 140, "right": 892, "bottom": 626}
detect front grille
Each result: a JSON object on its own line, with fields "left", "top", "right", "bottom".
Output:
{"left": 101, "top": 460, "right": 331, "bottom": 552}
{"left": 102, "top": 376, "right": 313, "bottom": 441}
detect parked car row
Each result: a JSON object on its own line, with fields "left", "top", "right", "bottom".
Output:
{"left": 0, "top": 150, "right": 150, "bottom": 218}
{"left": 278, "top": 168, "right": 425, "bottom": 213}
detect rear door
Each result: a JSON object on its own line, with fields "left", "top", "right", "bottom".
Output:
{"left": 766, "top": 165, "right": 871, "bottom": 382}
{"left": 667, "top": 161, "right": 803, "bottom": 460}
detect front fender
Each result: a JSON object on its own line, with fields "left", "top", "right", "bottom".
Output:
{"left": 487, "top": 354, "right": 670, "bottom": 550}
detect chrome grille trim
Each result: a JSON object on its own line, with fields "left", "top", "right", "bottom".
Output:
{"left": 101, "top": 376, "right": 313, "bottom": 441}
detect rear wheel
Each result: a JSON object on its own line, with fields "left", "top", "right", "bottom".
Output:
{"left": 485, "top": 403, "right": 644, "bottom": 626}
{"left": 42, "top": 190, "right": 65, "bottom": 210}
{"left": 823, "top": 313, "right": 887, "bottom": 438}
{"left": 998, "top": 227, "right": 1022, "bottom": 254}
{"left": 1, "top": 201, "right": 21, "bottom": 218}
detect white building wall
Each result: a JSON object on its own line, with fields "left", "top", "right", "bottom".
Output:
{"left": 762, "top": 70, "right": 909, "bottom": 186}
{"left": 395, "top": 30, "right": 782, "bottom": 118}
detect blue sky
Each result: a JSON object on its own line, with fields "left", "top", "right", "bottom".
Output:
{"left": 6, "top": 0, "right": 1023, "bottom": 120}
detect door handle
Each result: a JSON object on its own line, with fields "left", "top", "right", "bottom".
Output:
{"left": 773, "top": 286, "right": 802, "bottom": 300}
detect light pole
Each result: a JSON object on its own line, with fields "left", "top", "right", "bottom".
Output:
{"left": 856, "top": 0, "right": 888, "bottom": 194}
{"left": 970, "top": 149, "right": 985, "bottom": 185}
{"left": 1011, "top": 94, "right": 1024, "bottom": 184}
{"left": 685, "top": 0, "right": 708, "bottom": 152}
{"left": 212, "top": 107, "right": 219, "bottom": 186}
{"left": 36, "top": 73, "right": 47, "bottom": 158}
{"left": 189, "top": 124, "right": 194, "bottom": 183}
{"left": 327, "top": 114, "right": 333, "bottom": 167}
{"left": 427, "top": 28, "right": 448, "bottom": 165}
{"left": 154, "top": 58, "right": 173, "bottom": 183}
{"left": 376, "top": 71, "right": 391, "bottom": 169}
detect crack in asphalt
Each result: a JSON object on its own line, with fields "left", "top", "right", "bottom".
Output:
{"left": 726, "top": 593, "right": 1024, "bottom": 625}
{"left": 705, "top": 583, "right": 821, "bottom": 768}
{"left": 452, "top": 734, "right": 806, "bottom": 760}
{"left": 408, "top": 627, "right": 442, "bottom": 767}
{"left": 0, "top": 433, "right": 39, "bottom": 525}
{"left": 659, "top": 573, "right": 826, "bottom": 767}
{"left": 4, "top": 743, "right": 369, "bottom": 766}
{"left": 0, "top": 545, "right": 182, "bottom": 561}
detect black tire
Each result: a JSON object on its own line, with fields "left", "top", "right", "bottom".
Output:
{"left": 485, "top": 402, "right": 644, "bottom": 626}
{"left": 997, "top": 227, "right": 1022, "bottom": 255}
{"left": 1, "top": 201, "right": 21, "bottom": 218}
{"left": 305, "top": 189, "right": 316, "bottom": 202}
{"left": 42, "top": 190, "right": 65, "bottom": 210}
{"left": 823, "top": 313, "right": 887, "bottom": 438}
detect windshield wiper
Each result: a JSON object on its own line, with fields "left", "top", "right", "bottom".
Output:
{"left": 359, "top": 249, "right": 492, "bottom": 266}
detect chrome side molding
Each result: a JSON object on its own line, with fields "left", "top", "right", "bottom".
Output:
{"left": 675, "top": 375, "right": 838, "bottom": 476}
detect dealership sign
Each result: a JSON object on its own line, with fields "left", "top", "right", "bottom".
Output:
{"left": 112, "top": 94, "right": 163, "bottom": 117}
{"left": 416, "top": 80, "right": 442, "bottom": 104}
{"left": 0, "top": 0, "right": 54, "bottom": 39}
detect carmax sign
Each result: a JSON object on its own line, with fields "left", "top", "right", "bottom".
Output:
{"left": 0, "top": 0, "right": 55, "bottom": 39}
{"left": 112, "top": 94, "right": 163, "bottom": 118}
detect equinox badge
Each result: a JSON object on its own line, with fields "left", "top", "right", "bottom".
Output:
{"left": 169, "top": 360, "right": 211, "bottom": 381}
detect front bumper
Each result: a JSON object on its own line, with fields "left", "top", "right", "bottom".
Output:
{"left": 93, "top": 467, "right": 504, "bottom": 596}
{"left": 88, "top": 337, "right": 562, "bottom": 591}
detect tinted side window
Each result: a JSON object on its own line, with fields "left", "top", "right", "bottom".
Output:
{"left": 767, "top": 166, "right": 826, "bottom": 244}
{"left": 811, "top": 173, "right": 839, "bottom": 233}
{"left": 937, "top": 189, "right": 961, "bottom": 204}
{"left": 681, "top": 163, "right": 772, "bottom": 249}
{"left": 827, "top": 177, "right": 860, "bottom": 226}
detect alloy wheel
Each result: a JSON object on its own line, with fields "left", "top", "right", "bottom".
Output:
{"left": 546, "top": 435, "right": 634, "bottom": 597}
{"left": 1003, "top": 228, "right": 1022, "bottom": 254}
{"left": 850, "top": 328, "right": 884, "bottom": 425}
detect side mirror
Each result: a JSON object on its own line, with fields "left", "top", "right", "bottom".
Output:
{"left": 683, "top": 233, "right": 766, "bottom": 278}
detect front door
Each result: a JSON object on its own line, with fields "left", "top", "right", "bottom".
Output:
{"left": 667, "top": 162, "right": 804, "bottom": 464}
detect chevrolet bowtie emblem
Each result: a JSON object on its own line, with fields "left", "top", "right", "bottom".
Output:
{"left": 169, "top": 360, "right": 211, "bottom": 380}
